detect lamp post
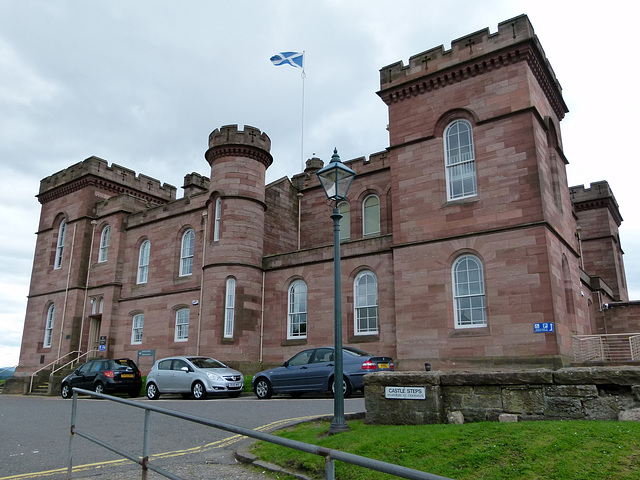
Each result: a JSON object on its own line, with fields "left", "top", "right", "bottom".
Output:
{"left": 317, "top": 148, "right": 356, "bottom": 434}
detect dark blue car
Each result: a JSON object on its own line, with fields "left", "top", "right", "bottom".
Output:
{"left": 251, "top": 346, "right": 394, "bottom": 399}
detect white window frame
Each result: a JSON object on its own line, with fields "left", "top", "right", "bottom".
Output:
{"left": 452, "top": 254, "right": 487, "bottom": 328}
{"left": 287, "top": 280, "right": 308, "bottom": 339}
{"left": 98, "top": 225, "right": 110, "bottom": 263}
{"left": 338, "top": 202, "right": 350, "bottom": 241}
{"left": 354, "top": 270, "right": 379, "bottom": 335}
{"left": 179, "top": 229, "right": 195, "bottom": 276}
{"left": 54, "top": 220, "right": 66, "bottom": 269}
{"left": 175, "top": 308, "right": 189, "bottom": 342}
{"left": 224, "top": 277, "right": 236, "bottom": 338}
{"left": 444, "top": 119, "right": 477, "bottom": 201}
{"left": 213, "top": 197, "right": 222, "bottom": 242}
{"left": 44, "top": 304, "right": 55, "bottom": 348}
{"left": 137, "top": 240, "right": 150, "bottom": 284}
{"left": 363, "top": 195, "right": 380, "bottom": 236}
{"left": 131, "top": 314, "right": 144, "bottom": 344}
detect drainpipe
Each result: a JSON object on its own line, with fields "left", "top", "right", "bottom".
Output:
{"left": 57, "top": 223, "right": 77, "bottom": 362}
{"left": 259, "top": 270, "right": 265, "bottom": 363}
{"left": 297, "top": 193, "right": 303, "bottom": 250}
{"left": 197, "top": 211, "right": 208, "bottom": 356}
{"left": 77, "top": 220, "right": 98, "bottom": 362}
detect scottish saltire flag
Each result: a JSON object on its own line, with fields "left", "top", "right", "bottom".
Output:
{"left": 270, "top": 51, "right": 304, "bottom": 68}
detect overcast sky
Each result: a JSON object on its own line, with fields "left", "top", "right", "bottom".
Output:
{"left": 1, "top": 1, "right": 638, "bottom": 367}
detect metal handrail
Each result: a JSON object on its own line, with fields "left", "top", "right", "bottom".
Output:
{"left": 68, "top": 388, "right": 452, "bottom": 480}
{"left": 29, "top": 350, "right": 99, "bottom": 393}
{"left": 0, "top": 365, "right": 17, "bottom": 376}
{"left": 50, "top": 349, "right": 99, "bottom": 377}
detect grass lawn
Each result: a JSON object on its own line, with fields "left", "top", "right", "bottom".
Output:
{"left": 252, "top": 418, "right": 640, "bottom": 479}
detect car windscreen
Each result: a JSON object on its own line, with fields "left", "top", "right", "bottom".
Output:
{"left": 188, "top": 357, "right": 226, "bottom": 369}
{"left": 113, "top": 359, "right": 137, "bottom": 370}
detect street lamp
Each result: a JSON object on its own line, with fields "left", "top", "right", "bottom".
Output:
{"left": 316, "top": 148, "right": 356, "bottom": 434}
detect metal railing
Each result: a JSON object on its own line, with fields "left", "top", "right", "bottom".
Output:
{"left": 572, "top": 334, "right": 640, "bottom": 363}
{"left": 67, "top": 388, "right": 452, "bottom": 480}
{"left": 29, "top": 349, "right": 99, "bottom": 393}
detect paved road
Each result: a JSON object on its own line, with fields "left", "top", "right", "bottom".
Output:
{"left": 0, "top": 392, "right": 365, "bottom": 479}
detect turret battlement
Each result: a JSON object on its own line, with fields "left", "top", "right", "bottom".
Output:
{"left": 205, "top": 124, "right": 273, "bottom": 168}
{"left": 570, "top": 181, "right": 623, "bottom": 225}
{"left": 208, "top": 124, "right": 271, "bottom": 152}
{"left": 378, "top": 15, "right": 566, "bottom": 119}
{"left": 38, "top": 156, "right": 177, "bottom": 204}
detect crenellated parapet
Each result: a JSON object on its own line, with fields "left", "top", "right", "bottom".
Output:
{"left": 378, "top": 14, "right": 567, "bottom": 120}
{"left": 37, "top": 156, "right": 176, "bottom": 205}
{"left": 570, "top": 181, "right": 623, "bottom": 226}
{"left": 205, "top": 124, "right": 273, "bottom": 168}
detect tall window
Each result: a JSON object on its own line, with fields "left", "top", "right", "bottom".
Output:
{"left": 363, "top": 195, "right": 380, "bottom": 236}
{"left": 224, "top": 278, "right": 236, "bottom": 338}
{"left": 180, "top": 229, "right": 195, "bottom": 276}
{"left": 445, "top": 119, "right": 477, "bottom": 200}
{"left": 354, "top": 271, "right": 378, "bottom": 335}
{"left": 175, "top": 308, "right": 189, "bottom": 342}
{"left": 338, "top": 202, "right": 350, "bottom": 241}
{"left": 137, "top": 240, "right": 150, "bottom": 284}
{"left": 54, "top": 220, "right": 66, "bottom": 269}
{"left": 98, "top": 225, "right": 110, "bottom": 263}
{"left": 214, "top": 197, "right": 222, "bottom": 241}
{"left": 452, "top": 254, "right": 487, "bottom": 328}
{"left": 288, "top": 280, "right": 308, "bottom": 339}
{"left": 131, "top": 314, "right": 144, "bottom": 344}
{"left": 44, "top": 304, "right": 55, "bottom": 348}
{"left": 91, "top": 297, "right": 104, "bottom": 315}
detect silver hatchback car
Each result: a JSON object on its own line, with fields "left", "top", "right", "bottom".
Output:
{"left": 145, "top": 356, "right": 244, "bottom": 400}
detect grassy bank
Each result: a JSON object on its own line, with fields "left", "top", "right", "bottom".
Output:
{"left": 252, "top": 418, "right": 640, "bottom": 479}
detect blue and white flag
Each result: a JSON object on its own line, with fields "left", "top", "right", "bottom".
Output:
{"left": 270, "top": 51, "right": 304, "bottom": 68}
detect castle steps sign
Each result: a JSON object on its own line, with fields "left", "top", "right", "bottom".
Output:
{"left": 384, "top": 386, "right": 426, "bottom": 400}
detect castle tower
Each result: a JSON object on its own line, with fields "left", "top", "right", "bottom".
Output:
{"left": 201, "top": 125, "right": 272, "bottom": 358}
{"left": 377, "top": 15, "right": 583, "bottom": 368}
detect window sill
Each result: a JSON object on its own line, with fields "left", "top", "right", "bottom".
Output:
{"left": 281, "top": 339, "right": 307, "bottom": 347}
{"left": 449, "top": 326, "right": 490, "bottom": 337}
{"left": 221, "top": 338, "right": 235, "bottom": 344}
{"left": 349, "top": 334, "right": 380, "bottom": 343}
{"left": 443, "top": 197, "right": 478, "bottom": 208}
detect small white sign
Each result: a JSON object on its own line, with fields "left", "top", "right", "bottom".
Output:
{"left": 384, "top": 386, "right": 426, "bottom": 400}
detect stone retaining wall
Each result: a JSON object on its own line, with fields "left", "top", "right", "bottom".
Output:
{"left": 364, "top": 367, "right": 640, "bottom": 424}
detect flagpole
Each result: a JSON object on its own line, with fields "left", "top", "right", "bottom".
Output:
{"left": 300, "top": 51, "right": 306, "bottom": 172}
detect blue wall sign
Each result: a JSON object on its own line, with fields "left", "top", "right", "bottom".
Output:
{"left": 533, "top": 322, "right": 554, "bottom": 333}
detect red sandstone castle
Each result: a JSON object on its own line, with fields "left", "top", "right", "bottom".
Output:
{"left": 16, "top": 15, "right": 639, "bottom": 376}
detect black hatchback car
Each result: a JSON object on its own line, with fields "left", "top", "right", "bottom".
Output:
{"left": 60, "top": 358, "right": 142, "bottom": 398}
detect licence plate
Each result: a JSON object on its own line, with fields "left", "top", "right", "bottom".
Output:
{"left": 378, "top": 363, "right": 389, "bottom": 369}
{"left": 229, "top": 382, "right": 242, "bottom": 388}
{"left": 121, "top": 374, "right": 134, "bottom": 378}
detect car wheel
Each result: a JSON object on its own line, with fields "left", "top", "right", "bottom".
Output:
{"left": 94, "top": 382, "right": 105, "bottom": 395}
{"left": 192, "top": 381, "right": 207, "bottom": 400}
{"left": 146, "top": 382, "right": 160, "bottom": 400}
{"left": 330, "top": 377, "right": 352, "bottom": 399}
{"left": 254, "top": 377, "right": 272, "bottom": 399}
{"left": 61, "top": 383, "right": 71, "bottom": 399}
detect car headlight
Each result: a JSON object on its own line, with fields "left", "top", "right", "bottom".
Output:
{"left": 207, "top": 373, "right": 221, "bottom": 381}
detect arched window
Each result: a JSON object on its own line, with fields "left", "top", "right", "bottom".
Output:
{"left": 363, "top": 195, "right": 380, "bottom": 236}
{"left": 354, "top": 271, "right": 378, "bottom": 335}
{"left": 179, "top": 229, "right": 195, "bottom": 276}
{"left": 137, "top": 240, "right": 150, "bottom": 284}
{"left": 44, "top": 304, "right": 55, "bottom": 348}
{"left": 98, "top": 225, "right": 111, "bottom": 263}
{"left": 338, "top": 202, "right": 350, "bottom": 241}
{"left": 213, "top": 197, "right": 222, "bottom": 242}
{"left": 444, "top": 119, "right": 477, "bottom": 200}
{"left": 54, "top": 220, "right": 66, "bottom": 269}
{"left": 288, "top": 280, "right": 308, "bottom": 339}
{"left": 452, "top": 254, "right": 486, "bottom": 328}
{"left": 175, "top": 308, "right": 190, "bottom": 342}
{"left": 131, "top": 313, "right": 144, "bottom": 344}
{"left": 224, "top": 278, "right": 236, "bottom": 338}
